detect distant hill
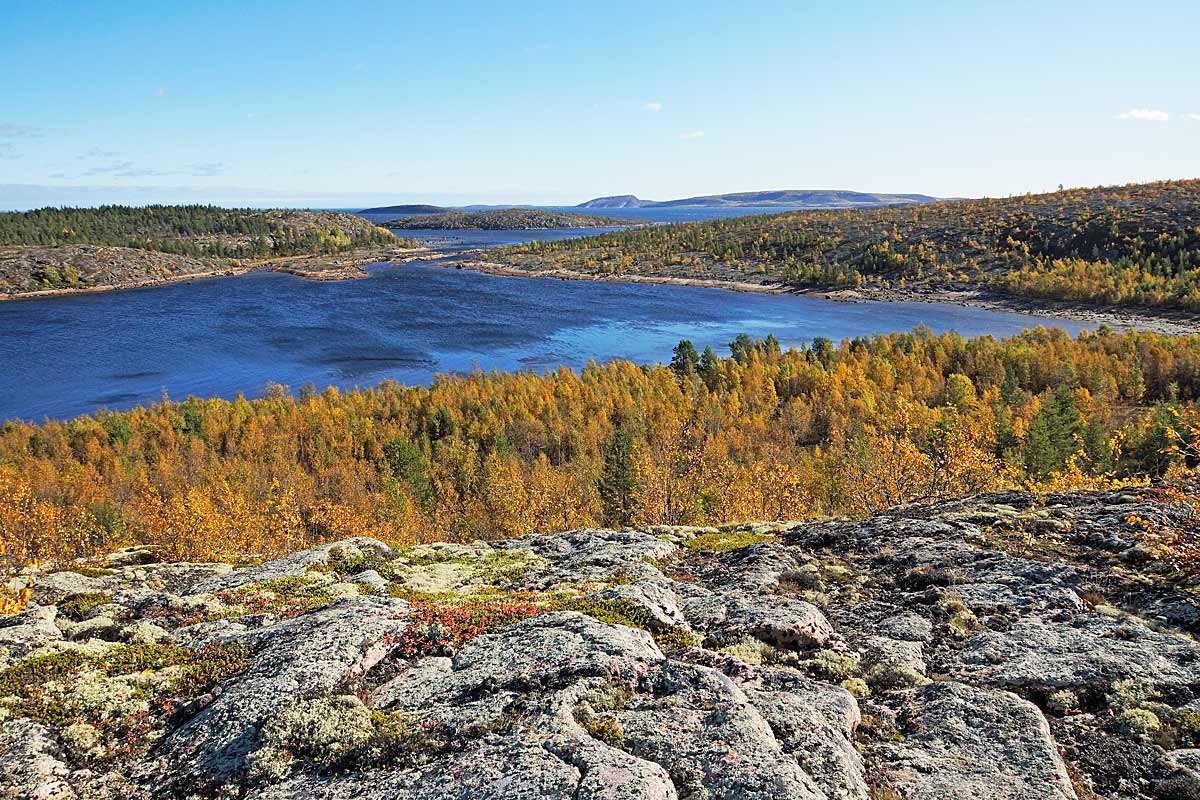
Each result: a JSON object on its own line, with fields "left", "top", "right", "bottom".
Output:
{"left": 358, "top": 204, "right": 450, "bottom": 215}
{"left": 577, "top": 190, "right": 939, "bottom": 209}
{"left": 381, "top": 208, "right": 639, "bottom": 230}
{"left": 576, "top": 195, "right": 654, "bottom": 209}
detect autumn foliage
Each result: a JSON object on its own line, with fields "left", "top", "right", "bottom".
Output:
{"left": 1, "top": 327, "right": 1198, "bottom": 578}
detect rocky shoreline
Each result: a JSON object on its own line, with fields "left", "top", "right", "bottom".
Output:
{"left": 4, "top": 486, "right": 1200, "bottom": 798}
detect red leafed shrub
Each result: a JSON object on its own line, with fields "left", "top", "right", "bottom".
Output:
{"left": 391, "top": 599, "right": 545, "bottom": 657}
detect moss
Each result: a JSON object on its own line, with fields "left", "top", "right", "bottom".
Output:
{"left": 241, "top": 576, "right": 333, "bottom": 604}
{"left": 1116, "top": 708, "right": 1161, "bottom": 736}
{"left": 308, "top": 546, "right": 401, "bottom": 582}
{"left": 1046, "top": 689, "right": 1079, "bottom": 715}
{"left": 337, "top": 709, "right": 499, "bottom": 773}
{"left": 808, "top": 649, "right": 861, "bottom": 682}
{"left": 683, "top": 531, "right": 778, "bottom": 553}
{"left": 866, "top": 664, "right": 929, "bottom": 693}
{"left": 574, "top": 698, "right": 626, "bottom": 747}
{"left": 947, "top": 609, "right": 982, "bottom": 634}
{"left": 653, "top": 625, "right": 702, "bottom": 652}
{"left": 1109, "top": 679, "right": 1160, "bottom": 710}
{"left": 58, "top": 592, "right": 114, "bottom": 621}
{"left": 642, "top": 556, "right": 665, "bottom": 572}
{"left": 1176, "top": 708, "right": 1200, "bottom": 738}
{"left": 55, "top": 566, "right": 115, "bottom": 579}
{"left": 582, "top": 713, "right": 625, "bottom": 746}
{"left": 550, "top": 596, "right": 653, "bottom": 629}
{"left": 841, "top": 678, "right": 871, "bottom": 699}
{"left": 0, "top": 642, "right": 250, "bottom": 732}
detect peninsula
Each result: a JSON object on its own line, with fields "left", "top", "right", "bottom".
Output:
{"left": 0, "top": 206, "right": 423, "bottom": 297}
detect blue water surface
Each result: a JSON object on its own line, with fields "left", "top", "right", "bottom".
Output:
{"left": 0, "top": 259, "right": 1090, "bottom": 422}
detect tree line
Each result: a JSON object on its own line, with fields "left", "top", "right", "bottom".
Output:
{"left": 0, "top": 205, "right": 402, "bottom": 259}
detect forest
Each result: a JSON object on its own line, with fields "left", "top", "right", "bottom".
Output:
{"left": 497, "top": 179, "right": 1200, "bottom": 311}
{"left": 2, "top": 327, "right": 1198, "bottom": 576}
{"left": 0, "top": 205, "right": 401, "bottom": 259}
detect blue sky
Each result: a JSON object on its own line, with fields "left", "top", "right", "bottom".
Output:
{"left": 2, "top": 0, "right": 1198, "bottom": 209}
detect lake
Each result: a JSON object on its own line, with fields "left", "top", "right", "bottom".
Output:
{"left": 0, "top": 259, "right": 1090, "bottom": 423}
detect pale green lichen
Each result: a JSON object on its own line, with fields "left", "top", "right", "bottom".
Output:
{"left": 60, "top": 721, "right": 103, "bottom": 761}
{"left": 1117, "top": 708, "right": 1161, "bottom": 736}
{"left": 1109, "top": 679, "right": 1160, "bottom": 710}
{"left": 718, "top": 638, "right": 774, "bottom": 666}
{"left": 389, "top": 545, "right": 542, "bottom": 594}
{"left": 248, "top": 695, "right": 376, "bottom": 782}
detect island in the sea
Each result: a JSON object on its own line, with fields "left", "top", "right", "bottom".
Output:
{"left": 378, "top": 208, "right": 640, "bottom": 230}
{"left": 0, "top": 206, "right": 425, "bottom": 297}
{"left": 358, "top": 204, "right": 451, "bottom": 215}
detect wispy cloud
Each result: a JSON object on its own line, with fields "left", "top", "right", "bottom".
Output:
{"left": 77, "top": 147, "right": 120, "bottom": 160}
{"left": 59, "top": 159, "right": 227, "bottom": 180}
{"left": 1187, "top": 113, "right": 1200, "bottom": 121}
{"left": 186, "top": 162, "right": 226, "bottom": 177}
{"left": 1116, "top": 108, "right": 1170, "bottom": 122}
{"left": 642, "top": 101, "right": 663, "bottom": 112}
{"left": 0, "top": 123, "right": 40, "bottom": 138}
{"left": 680, "top": 130, "right": 705, "bottom": 140}
{"left": 82, "top": 161, "right": 172, "bottom": 178}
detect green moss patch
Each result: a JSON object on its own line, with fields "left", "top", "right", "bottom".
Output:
{"left": 683, "top": 531, "right": 778, "bottom": 553}
{"left": 0, "top": 642, "right": 251, "bottom": 735}
{"left": 58, "top": 592, "right": 114, "bottom": 621}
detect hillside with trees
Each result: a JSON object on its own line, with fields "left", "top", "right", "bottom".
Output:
{"left": 381, "top": 208, "right": 638, "bottom": 230}
{"left": 499, "top": 180, "right": 1200, "bottom": 311}
{"left": 2, "top": 326, "right": 1198, "bottom": 568}
{"left": 0, "top": 205, "right": 417, "bottom": 295}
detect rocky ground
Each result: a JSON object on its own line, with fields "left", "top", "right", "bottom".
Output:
{"left": 3, "top": 486, "right": 1200, "bottom": 799}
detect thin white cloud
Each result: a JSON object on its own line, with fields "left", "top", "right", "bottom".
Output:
{"left": 186, "top": 162, "right": 226, "bottom": 177}
{"left": 59, "top": 159, "right": 227, "bottom": 180}
{"left": 642, "top": 101, "right": 663, "bottom": 112}
{"left": 1116, "top": 108, "right": 1170, "bottom": 122}
{"left": 680, "top": 130, "right": 705, "bottom": 140}
{"left": 1187, "top": 113, "right": 1200, "bottom": 121}
{"left": 0, "top": 123, "right": 40, "bottom": 138}
{"left": 77, "top": 147, "right": 120, "bottom": 160}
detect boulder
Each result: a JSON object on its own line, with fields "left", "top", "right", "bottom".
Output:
{"left": 875, "top": 682, "right": 1077, "bottom": 799}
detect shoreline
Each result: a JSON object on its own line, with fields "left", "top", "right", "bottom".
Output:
{"left": 448, "top": 259, "right": 794, "bottom": 294}
{"left": 442, "top": 259, "right": 1200, "bottom": 335}
{"left": 5, "top": 245, "right": 1199, "bottom": 336}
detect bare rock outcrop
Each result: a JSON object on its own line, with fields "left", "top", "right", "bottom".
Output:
{"left": 2, "top": 486, "right": 1199, "bottom": 799}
